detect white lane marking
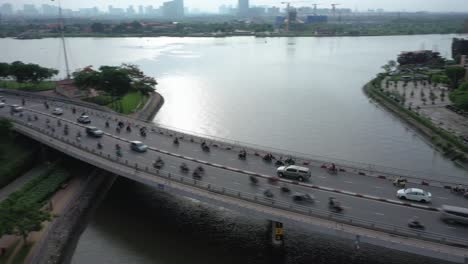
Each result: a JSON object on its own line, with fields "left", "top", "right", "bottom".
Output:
{"left": 374, "top": 186, "right": 383, "bottom": 189}
{"left": 374, "top": 213, "right": 385, "bottom": 216}
{"left": 436, "top": 197, "right": 449, "bottom": 200}
{"left": 317, "top": 176, "right": 326, "bottom": 179}
{"left": 233, "top": 182, "right": 241, "bottom": 185}
{"left": 344, "top": 181, "right": 353, "bottom": 184}
{"left": 169, "top": 165, "right": 177, "bottom": 169}
{"left": 446, "top": 227, "right": 457, "bottom": 230}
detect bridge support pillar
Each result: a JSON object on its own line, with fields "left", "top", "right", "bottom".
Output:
{"left": 268, "top": 220, "right": 285, "bottom": 248}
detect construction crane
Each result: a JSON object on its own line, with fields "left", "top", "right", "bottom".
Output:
{"left": 331, "top": 3, "right": 340, "bottom": 16}
{"left": 312, "top": 3, "right": 321, "bottom": 15}
{"left": 280, "top": 1, "right": 315, "bottom": 32}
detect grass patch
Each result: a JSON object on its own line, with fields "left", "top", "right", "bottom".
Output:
{"left": 107, "top": 91, "right": 148, "bottom": 115}
{"left": 0, "top": 133, "right": 37, "bottom": 188}
{"left": 0, "top": 80, "right": 56, "bottom": 91}
{"left": 11, "top": 242, "right": 33, "bottom": 264}
{"left": 0, "top": 240, "right": 19, "bottom": 264}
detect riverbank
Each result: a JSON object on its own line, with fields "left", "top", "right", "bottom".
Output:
{"left": 363, "top": 79, "right": 468, "bottom": 171}
{"left": 4, "top": 31, "right": 466, "bottom": 39}
{"left": 21, "top": 88, "right": 164, "bottom": 263}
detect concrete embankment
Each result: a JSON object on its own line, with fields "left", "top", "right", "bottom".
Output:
{"left": 28, "top": 91, "right": 164, "bottom": 264}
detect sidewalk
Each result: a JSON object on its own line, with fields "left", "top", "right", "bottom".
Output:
{"left": 0, "top": 165, "right": 48, "bottom": 202}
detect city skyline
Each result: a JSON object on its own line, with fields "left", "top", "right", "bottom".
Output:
{"left": 1, "top": 0, "right": 468, "bottom": 13}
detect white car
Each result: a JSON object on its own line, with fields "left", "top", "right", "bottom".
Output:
{"left": 0, "top": 102, "right": 5, "bottom": 108}
{"left": 52, "top": 108, "right": 63, "bottom": 115}
{"left": 397, "top": 188, "right": 432, "bottom": 203}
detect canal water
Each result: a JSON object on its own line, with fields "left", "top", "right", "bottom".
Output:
{"left": 0, "top": 35, "right": 466, "bottom": 263}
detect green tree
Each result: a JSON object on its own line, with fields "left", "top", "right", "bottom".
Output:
{"left": 2, "top": 202, "right": 51, "bottom": 243}
{"left": 90, "top": 22, "right": 105, "bottom": 33}
{"left": 73, "top": 66, "right": 100, "bottom": 89}
{"left": 458, "top": 82, "right": 468, "bottom": 91}
{"left": 0, "top": 62, "right": 9, "bottom": 78}
{"left": 450, "top": 90, "right": 468, "bottom": 111}
{"left": 8, "top": 61, "right": 58, "bottom": 83}
{"left": 445, "top": 66, "right": 466, "bottom": 89}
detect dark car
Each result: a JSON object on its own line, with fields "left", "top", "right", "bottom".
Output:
{"left": 77, "top": 115, "right": 91, "bottom": 124}
{"left": 130, "top": 141, "right": 148, "bottom": 153}
{"left": 86, "top": 126, "right": 104, "bottom": 138}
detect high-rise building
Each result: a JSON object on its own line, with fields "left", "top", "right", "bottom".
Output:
{"left": 127, "top": 5, "right": 135, "bottom": 15}
{"left": 138, "top": 5, "right": 144, "bottom": 15}
{"left": 0, "top": 3, "right": 13, "bottom": 16}
{"left": 23, "top": 4, "right": 39, "bottom": 16}
{"left": 267, "top": 6, "right": 280, "bottom": 16}
{"left": 41, "top": 4, "right": 58, "bottom": 16}
{"left": 162, "top": 0, "right": 184, "bottom": 18}
{"left": 238, "top": 0, "right": 249, "bottom": 16}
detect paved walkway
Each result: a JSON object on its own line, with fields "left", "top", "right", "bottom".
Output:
{"left": 0, "top": 165, "right": 48, "bottom": 202}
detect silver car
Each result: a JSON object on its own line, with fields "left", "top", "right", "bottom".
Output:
{"left": 277, "top": 165, "right": 311, "bottom": 182}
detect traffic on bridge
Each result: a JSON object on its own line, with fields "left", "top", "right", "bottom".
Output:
{"left": 1, "top": 92, "right": 468, "bottom": 262}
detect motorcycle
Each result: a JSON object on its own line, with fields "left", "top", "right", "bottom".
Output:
{"left": 327, "top": 167, "right": 338, "bottom": 175}
{"left": 238, "top": 150, "right": 247, "bottom": 160}
{"left": 393, "top": 178, "right": 407, "bottom": 188}
{"left": 180, "top": 163, "right": 189, "bottom": 173}
{"left": 153, "top": 157, "right": 165, "bottom": 169}
{"left": 173, "top": 138, "right": 179, "bottom": 145}
{"left": 408, "top": 218, "right": 425, "bottom": 229}
{"left": 263, "top": 153, "right": 274, "bottom": 162}
{"left": 97, "top": 142, "right": 103, "bottom": 149}
{"left": 451, "top": 185, "right": 466, "bottom": 194}
{"left": 193, "top": 166, "right": 204, "bottom": 179}
{"left": 285, "top": 157, "right": 295, "bottom": 165}
{"left": 126, "top": 126, "right": 132, "bottom": 132}
{"left": 115, "top": 144, "right": 121, "bottom": 150}
{"left": 275, "top": 160, "right": 285, "bottom": 166}
{"left": 116, "top": 149, "right": 122, "bottom": 157}
{"left": 280, "top": 186, "right": 291, "bottom": 193}
{"left": 250, "top": 176, "right": 259, "bottom": 185}
{"left": 105, "top": 121, "right": 110, "bottom": 128}
{"left": 328, "top": 197, "right": 343, "bottom": 212}
{"left": 263, "top": 189, "right": 274, "bottom": 198}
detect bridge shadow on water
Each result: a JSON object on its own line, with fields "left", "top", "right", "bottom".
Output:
{"left": 72, "top": 177, "right": 454, "bottom": 264}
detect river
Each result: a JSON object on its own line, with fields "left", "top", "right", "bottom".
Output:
{"left": 0, "top": 35, "right": 466, "bottom": 263}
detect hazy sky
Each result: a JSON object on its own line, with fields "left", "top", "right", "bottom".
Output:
{"left": 2, "top": 0, "right": 468, "bottom": 13}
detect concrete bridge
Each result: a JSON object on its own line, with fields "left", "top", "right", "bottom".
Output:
{"left": 1, "top": 90, "right": 468, "bottom": 263}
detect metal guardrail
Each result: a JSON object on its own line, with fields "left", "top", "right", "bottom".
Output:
{"left": 24, "top": 94, "right": 468, "bottom": 189}
{"left": 6, "top": 112, "right": 468, "bottom": 249}
{"left": 1, "top": 90, "right": 467, "bottom": 188}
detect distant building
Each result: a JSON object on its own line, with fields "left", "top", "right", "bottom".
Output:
{"left": 397, "top": 50, "right": 443, "bottom": 66}
{"left": 306, "top": 15, "right": 328, "bottom": 24}
{"left": 41, "top": 4, "right": 58, "bottom": 16}
{"left": 0, "top": 3, "right": 13, "bottom": 16}
{"left": 23, "top": 4, "right": 39, "bottom": 16}
{"left": 78, "top": 7, "right": 99, "bottom": 17}
{"left": 127, "top": 6, "right": 135, "bottom": 15}
{"left": 249, "top": 7, "right": 265, "bottom": 17}
{"left": 452, "top": 38, "right": 468, "bottom": 62}
{"left": 238, "top": 0, "right": 249, "bottom": 16}
{"left": 460, "top": 55, "right": 468, "bottom": 81}
{"left": 267, "top": 6, "right": 280, "bottom": 16}
{"left": 138, "top": 5, "right": 144, "bottom": 15}
{"left": 162, "top": 0, "right": 184, "bottom": 19}
{"left": 108, "top": 5, "right": 125, "bottom": 16}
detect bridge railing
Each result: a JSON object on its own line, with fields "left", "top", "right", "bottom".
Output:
{"left": 2, "top": 90, "right": 467, "bottom": 188}
{"left": 7, "top": 113, "right": 468, "bottom": 250}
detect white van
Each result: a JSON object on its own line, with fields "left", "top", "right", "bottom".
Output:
{"left": 440, "top": 205, "right": 468, "bottom": 225}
